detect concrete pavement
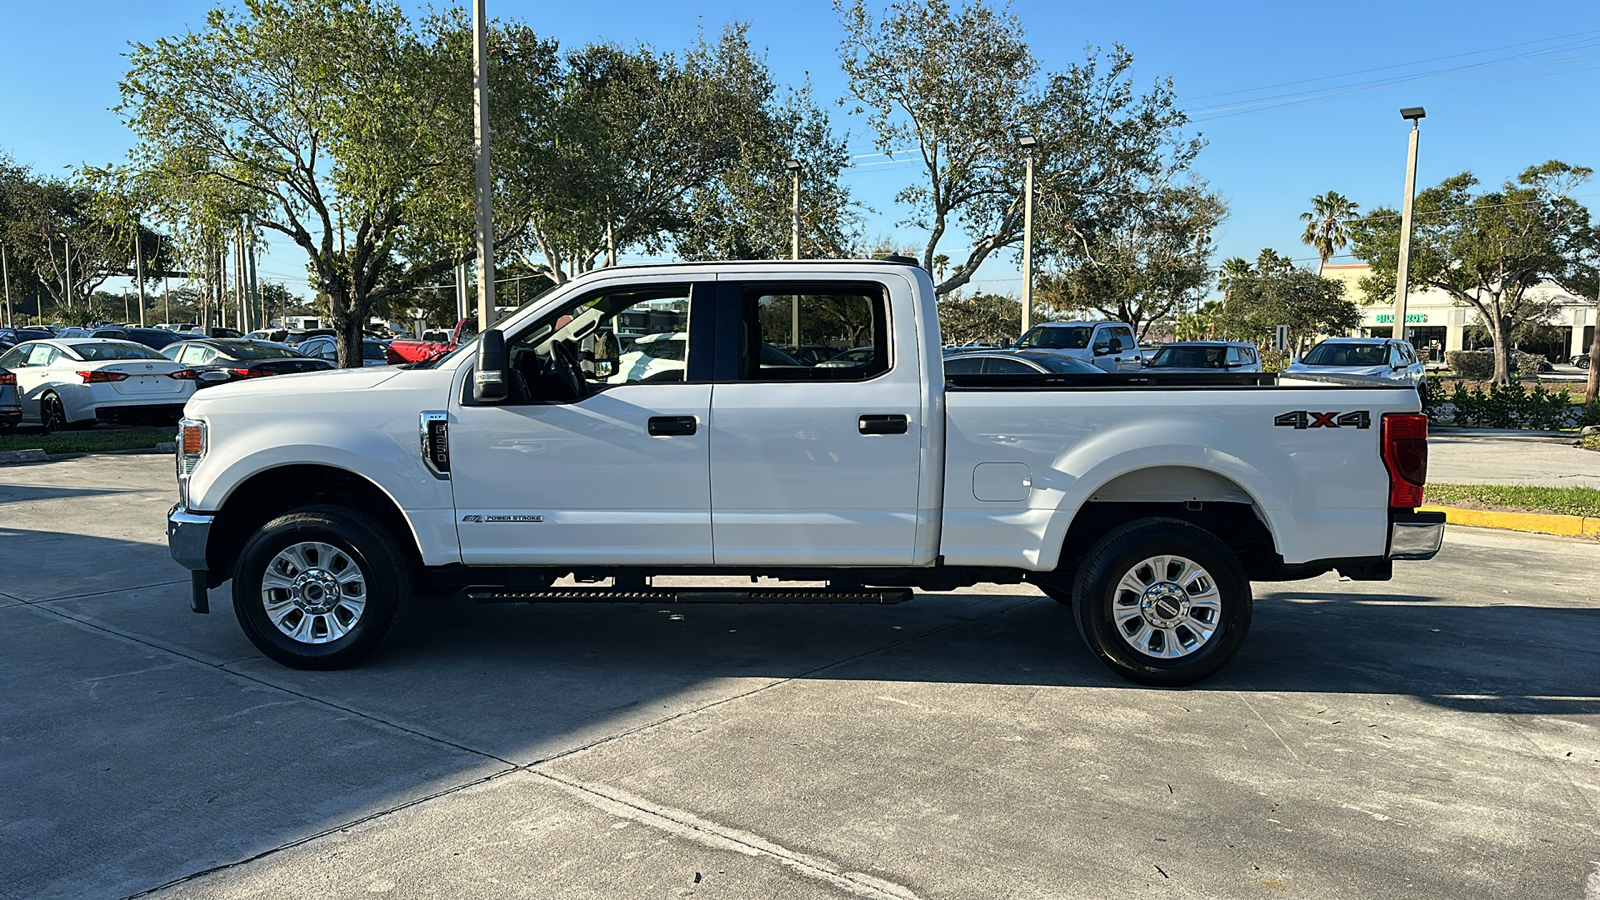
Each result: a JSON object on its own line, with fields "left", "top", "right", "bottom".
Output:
{"left": 1428, "top": 429, "right": 1600, "bottom": 488}
{"left": 2, "top": 455, "right": 1598, "bottom": 900}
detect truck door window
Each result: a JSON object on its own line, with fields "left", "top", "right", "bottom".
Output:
{"left": 737, "top": 283, "right": 889, "bottom": 381}
{"left": 503, "top": 285, "right": 696, "bottom": 402}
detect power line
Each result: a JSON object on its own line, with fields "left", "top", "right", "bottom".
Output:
{"left": 1184, "top": 27, "right": 1600, "bottom": 103}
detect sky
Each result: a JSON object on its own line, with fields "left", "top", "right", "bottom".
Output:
{"left": 2, "top": 0, "right": 1598, "bottom": 302}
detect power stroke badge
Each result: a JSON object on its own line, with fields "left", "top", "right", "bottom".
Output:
{"left": 461, "top": 514, "right": 544, "bottom": 523}
{"left": 1274, "top": 410, "right": 1371, "bottom": 430}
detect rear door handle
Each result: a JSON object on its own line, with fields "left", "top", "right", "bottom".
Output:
{"left": 647, "top": 415, "right": 698, "bottom": 436}
{"left": 859, "top": 414, "right": 908, "bottom": 435}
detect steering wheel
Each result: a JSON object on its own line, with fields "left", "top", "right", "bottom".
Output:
{"left": 547, "top": 338, "right": 587, "bottom": 401}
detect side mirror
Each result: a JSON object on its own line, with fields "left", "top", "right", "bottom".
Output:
{"left": 473, "top": 329, "right": 509, "bottom": 403}
{"left": 1092, "top": 342, "right": 1111, "bottom": 356}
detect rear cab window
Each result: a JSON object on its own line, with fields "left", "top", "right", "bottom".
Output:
{"left": 735, "top": 283, "right": 889, "bottom": 382}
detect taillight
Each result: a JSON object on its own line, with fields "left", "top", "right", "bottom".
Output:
{"left": 79, "top": 370, "right": 130, "bottom": 383}
{"left": 167, "top": 369, "right": 197, "bottom": 380}
{"left": 0, "top": 372, "right": 14, "bottom": 386}
{"left": 1382, "top": 413, "right": 1428, "bottom": 509}
{"left": 230, "top": 367, "right": 278, "bottom": 378}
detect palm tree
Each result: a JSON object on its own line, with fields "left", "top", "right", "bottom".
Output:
{"left": 1217, "top": 256, "right": 1252, "bottom": 304}
{"left": 1299, "top": 191, "right": 1360, "bottom": 274}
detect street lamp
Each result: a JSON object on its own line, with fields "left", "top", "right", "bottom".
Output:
{"left": 786, "top": 158, "right": 801, "bottom": 347}
{"left": 785, "top": 159, "right": 801, "bottom": 260}
{"left": 1016, "top": 129, "right": 1038, "bottom": 335}
{"left": 1394, "top": 106, "right": 1426, "bottom": 345}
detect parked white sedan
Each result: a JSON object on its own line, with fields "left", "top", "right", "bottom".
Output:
{"left": 0, "top": 339, "right": 197, "bottom": 431}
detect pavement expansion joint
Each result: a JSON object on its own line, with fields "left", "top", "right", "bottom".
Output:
{"left": 531, "top": 770, "right": 926, "bottom": 900}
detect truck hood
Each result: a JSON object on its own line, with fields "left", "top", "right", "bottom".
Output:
{"left": 186, "top": 365, "right": 403, "bottom": 408}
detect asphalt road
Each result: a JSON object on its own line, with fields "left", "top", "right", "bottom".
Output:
{"left": 1428, "top": 430, "right": 1600, "bottom": 489}
{"left": 2, "top": 455, "right": 1597, "bottom": 900}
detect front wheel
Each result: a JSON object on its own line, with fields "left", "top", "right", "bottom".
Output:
{"left": 1072, "top": 519, "right": 1252, "bottom": 687}
{"left": 232, "top": 506, "right": 411, "bottom": 669}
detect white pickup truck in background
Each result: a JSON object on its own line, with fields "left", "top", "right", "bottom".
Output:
{"left": 168, "top": 259, "right": 1443, "bottom": 686}
{"left": 1014, "top": 320, "right": 1146, "bottom": 372}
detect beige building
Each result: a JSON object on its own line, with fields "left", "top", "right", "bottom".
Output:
{"left": 1321, "top": 264, "right": 1596, "bottom": 363}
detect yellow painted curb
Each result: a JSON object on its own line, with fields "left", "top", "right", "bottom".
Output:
{"left": 1420, "top": 505, "right": 1600, "bottom": 537}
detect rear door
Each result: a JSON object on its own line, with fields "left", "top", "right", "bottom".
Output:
{"left": 706, "top": 276, "right": 929, "bottom": 566}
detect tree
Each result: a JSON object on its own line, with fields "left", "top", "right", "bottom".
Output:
{"left": 676, "top": 81, "right": 861, "bottom": 261}
{"left": 120, "top": 0, "right": 473, "bottom": 367}
{"left": 1217, "top": 260, "right": 1359, "bottom": 353}
{"left": 498, "top": 25, "right": 809, "bottom": 282}
{"left": 0, "top": 160, "right": 166, "bottom": 313}
{"left": 1217, "top": 256, "right": 1253, "bottom": 304}
{"left": 936, "top": 292, "right": 1021, "bottom": 345}
{"left": 1299, "top": 191, "right": 1359, "bottom": 274}
{"left": 1035, "top": 181, "right": 1223, "bottom": 336}
{"left": 836, "top": 0, "right": 1202, "bottom": 297}
{"left": 1350, "top": 162, "right": 1594, "bottom": 385}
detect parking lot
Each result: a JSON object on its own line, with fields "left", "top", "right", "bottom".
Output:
{"left": 3, "top": 453, "right": 1598, "bottom": 899}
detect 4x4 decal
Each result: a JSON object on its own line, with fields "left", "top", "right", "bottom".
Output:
{"left": 1274, "top": 410, "right": 1371, "bottom": 430}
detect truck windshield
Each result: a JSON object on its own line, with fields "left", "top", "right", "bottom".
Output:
{"left": 1150, "top": 346, "right": 1227, "bottom": 368}
{"left": 1016, "top": 325, "right": 1093, "bottom": 350}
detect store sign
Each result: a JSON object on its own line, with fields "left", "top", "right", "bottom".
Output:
{"left": 1375, "top": 313, "right": 1427, "bottom": 324}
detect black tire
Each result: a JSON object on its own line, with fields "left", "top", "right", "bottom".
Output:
{"left": 39, "top": 393, "right": 67, "bottom": 434}
{"left": 1072, "top": 518, "right": 1252, "bottom": 687}
{"left": 232, "top": 505, "right": 411, "bottom": 670}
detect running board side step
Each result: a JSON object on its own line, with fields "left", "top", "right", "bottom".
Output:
{"left": 465, "top": 587, "right": 913, "bottom": 604}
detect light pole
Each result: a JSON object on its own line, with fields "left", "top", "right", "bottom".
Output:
{"left": 471, "top": 0, "right": 496, "bottom": 331}
{"left": 786, "top": 158, "right": 801, "bottom": 347}
{"left": 1394, "top": 106, "right": 1425, "bottom": 345}
{"left": 1017, "top": 130, "right": 1037, "bottom": 336}
{"left": 132, "top": 213, "right": 147, "bottom": 326}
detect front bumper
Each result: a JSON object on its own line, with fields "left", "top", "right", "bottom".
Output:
{"left": 167, "top": 504, "right": 214, "bottom": 570}
{"left": 1389, "top": 509, "right": 1446, "bottom": 560}
{"left": 168, "top": 505, "right": 215, "bottom": 614}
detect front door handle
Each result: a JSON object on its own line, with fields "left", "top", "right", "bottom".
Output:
{"left": 859, "top": 414, "right": 908, "bottom": 435}
{"left": 647, "top": 415, "right": 698, "bottom": 436}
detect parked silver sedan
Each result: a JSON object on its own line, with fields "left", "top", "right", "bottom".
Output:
{"left": 1284, "top": 337, "right": 1427, "bottom": 397}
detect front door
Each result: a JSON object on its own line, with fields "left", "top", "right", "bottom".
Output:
{"left": 707, "top": 278, "right": 930, "bottom": 566}
{"left": 449, "top": 280, "right": 716, "bottom": 566}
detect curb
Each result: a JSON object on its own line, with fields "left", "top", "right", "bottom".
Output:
{"left": 0, "top": 442, "right": 175, "bottom": 466}
{"left": 1421, "top": 504, "right": 1600, "bottom": 538}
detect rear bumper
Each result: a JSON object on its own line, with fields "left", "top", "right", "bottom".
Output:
{"left": 1389, "top": 509, "right": 1446, "bottom": 560}
{"left": 97, "top": 403, "right": 187, "bottom": 424}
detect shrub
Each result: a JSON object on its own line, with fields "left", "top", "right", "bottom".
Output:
{"left": 1432, "top": 381, "right": 1582, "bottom": 429}
{"left": 1446, "top": 350, "right": 1494, "bottom": 378}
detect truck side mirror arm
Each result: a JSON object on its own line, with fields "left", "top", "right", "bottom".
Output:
{"left": 473, "top": 329, "right": 509, "bottom": 403}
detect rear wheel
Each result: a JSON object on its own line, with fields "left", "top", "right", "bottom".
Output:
{"left": 39, "top": 393, "right": 67, "bottom": 433}
{"left": 1072, "top": 518, "right": 1252, "bottom": 687}
{"left": 232, "top": 506, "right": 411, "bottom": 670}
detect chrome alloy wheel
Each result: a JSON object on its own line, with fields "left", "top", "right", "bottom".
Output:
{"left": 1112, "top": 554, "right": 1222, "bottom": 659}
{"left": 260, "top": 541, "right": 368, "bottom": 644}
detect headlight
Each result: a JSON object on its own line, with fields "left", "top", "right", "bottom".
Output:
{"left": 176, "top": 418, "right": 207, "bottom": 507}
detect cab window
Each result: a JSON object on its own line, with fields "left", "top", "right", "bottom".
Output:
{"left": 737, "top": 283, "right": 889, "bottom": 381}
{"left": 499, "top": 283, "right": 698, "bottom": 403}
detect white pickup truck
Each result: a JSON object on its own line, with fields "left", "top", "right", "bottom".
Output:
{"left": 168, "top": 259, "right": 1443, "bottom": 686}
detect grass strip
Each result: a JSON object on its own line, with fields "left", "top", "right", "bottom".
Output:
{"left": 1426, "top": 482, "right": 1600, "bottom": 519}
{"left": 0, "top": 428, "right": 173, "bottom": 456}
